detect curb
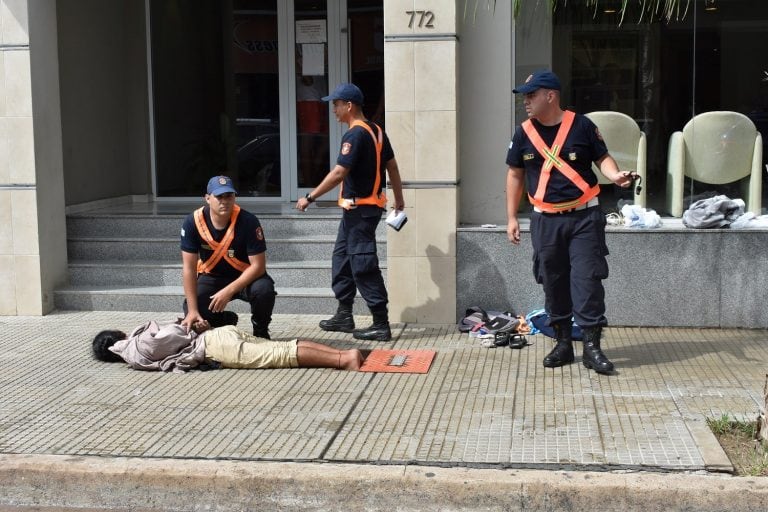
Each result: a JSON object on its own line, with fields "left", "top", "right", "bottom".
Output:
{"left": 2, "top": 454, "right": 767, "bottom": 511}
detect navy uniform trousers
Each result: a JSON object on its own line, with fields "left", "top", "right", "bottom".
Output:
{"left": 331, "top": 206, "right": 387, "bottom": 311}
{"left": 529, "top": 206, "right": 608, "bottom": 328}
{"left": 184, "top": 273, "right": 276, "bottom": 333}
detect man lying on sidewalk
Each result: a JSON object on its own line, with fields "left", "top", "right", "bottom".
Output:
{"left": 92, "top": 319, "right": 363, "bottom": 372}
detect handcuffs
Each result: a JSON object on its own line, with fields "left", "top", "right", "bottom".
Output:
{"left": 625, "top": 171, "right": 642, "bottom": 195}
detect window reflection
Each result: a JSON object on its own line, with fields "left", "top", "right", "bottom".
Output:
{"left": 295, "top": 0, "right": 329, "bottom": 189}
{"left": 151, "top": 0, "right": 280, "bottom": 197}
{"left": 233, "top": 0, "right": 281, "bottom": 197}
{"left": 513, "top": 0, "right": 768, "bottom": 215}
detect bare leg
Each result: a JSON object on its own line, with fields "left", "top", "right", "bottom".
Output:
{"left": 296, "top": 339, "right": 346, "bottom": 355}
{"left": 296, "top": 340, "right": 364, "bottom": 371}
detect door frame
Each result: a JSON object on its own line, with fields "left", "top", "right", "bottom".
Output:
{"left": 283, "top": 0, "right": 348, "bottom": 202}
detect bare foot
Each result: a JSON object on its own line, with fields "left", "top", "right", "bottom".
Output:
{"left": 341, "top": 349, "right": 364, "bottom": 371}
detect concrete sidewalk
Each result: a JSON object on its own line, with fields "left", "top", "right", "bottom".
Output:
{"left": 1, "top": 310, "right": 767, "bottom": 510}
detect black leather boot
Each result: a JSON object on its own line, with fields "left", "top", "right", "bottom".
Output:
{"left": 319, "top": 303, "right": 355, "bottom": 333}
{"left": 251, "top": 314, "right": 270, "bottom": 339}
{"left": 543, "top": 321, "right": 575, "bottom": 368}
{"left": 582, "top": 327, "right": 614, "bottom": 374}
{"left": 253, "top": 327, "right": 270, "bottom": 339}
{"left": 353, "top": 308, "right": 391, "bottom": 341}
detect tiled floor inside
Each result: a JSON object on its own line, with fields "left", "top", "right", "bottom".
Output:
{"left": 1, "top": 311, "right": 765, "bottom": 471}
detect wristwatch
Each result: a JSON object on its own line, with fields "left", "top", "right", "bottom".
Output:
{"left": 304, "top": 192, "right": 315, "bottom": 203}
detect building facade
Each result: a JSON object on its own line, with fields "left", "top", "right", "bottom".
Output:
{"left": 2, "top": 1, "right": 767, "bottom": 322}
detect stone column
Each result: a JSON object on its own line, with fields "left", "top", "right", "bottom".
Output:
{"left": 384, "top": 1, "right": 457, "bottom": 323}
{"left": 0, "top": 0, "right": 67, "bottom": 315}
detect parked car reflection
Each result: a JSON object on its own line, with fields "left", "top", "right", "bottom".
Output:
{"left": 236, "top": 119, "right": 281, "bottom": 197}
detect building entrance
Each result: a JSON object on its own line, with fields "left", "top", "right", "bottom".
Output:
{"left": 148, "top": 0, "right": 384, "bottom": 200}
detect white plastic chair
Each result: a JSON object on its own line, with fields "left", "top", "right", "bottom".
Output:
{"left": 585, "top": 111, "right": 647, "bottom": 208}
{"left": 666, "top": 111, "right": 763, "bottom": 217}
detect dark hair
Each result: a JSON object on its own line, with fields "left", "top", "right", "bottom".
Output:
{"left": 92, "top": 330, "right": 127, "bottom": 363}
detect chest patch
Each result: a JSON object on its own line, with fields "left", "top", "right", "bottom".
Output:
{"left": 568, "top": 152, "right": 577, "bottom": 161}
{"left": 523, "top": 153, "right": 535, "bottom": 161}
{"left": 341, "top": 142, "right": 352, "bottom": 155}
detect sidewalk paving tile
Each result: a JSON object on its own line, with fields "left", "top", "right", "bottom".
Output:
{"left": 0, "top": 311, "right": 766, "bottom": 473}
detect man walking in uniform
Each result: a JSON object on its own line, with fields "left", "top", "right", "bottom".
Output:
{"left": 181, "top": 176, "right": 276, "bottom": 339}
{"left": 295, "top": 83, "right": 405, "bottom": 342}
{"left": 505, "top": 70, "right": 634, "bottom": 373}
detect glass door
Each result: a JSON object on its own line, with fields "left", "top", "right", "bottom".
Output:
{"left": 149, "top": 0, "right": 283, "bottom": 198}
{"left": 148, "top": 0, "right": 382, "bottom": 200}
{"left": 232, "top": 0, "right": 282, "bottom": 197}
{"left": 289, "top": 0, "right": 347, "bottom": 201}
{"left": 289, "top": 0, "right": 384, "bottom": 201}
{"left": 293, "top": 0, "right": 331, "bottom": 197}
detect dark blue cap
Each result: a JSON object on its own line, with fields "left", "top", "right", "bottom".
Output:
{"left": 206, "top": 175, "right": 237, "bottom": 196}
{"left": 512, "top": 70, "right": 561, "bottom": 94}
{"left": 322, "top": 83, "right": 364, "bottom": 105}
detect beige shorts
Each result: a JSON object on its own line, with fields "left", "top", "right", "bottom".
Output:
{"left": 202, "top": 325, "right": 299, "bottom": 369}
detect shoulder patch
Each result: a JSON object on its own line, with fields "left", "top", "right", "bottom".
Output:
{"left": 341, "top": 142, "right": 352, "bottom": 155}
{"left": 180, "top": 227, "right": 185, "bottom": 237}
{"left": 255, "top": 226, "right": 264, "bottom": 241}
{"left": 595, "top": 127, "right": 604, "bottom": 141}
{"left": 508, "top": 140, "right": 514, "bottom": 149}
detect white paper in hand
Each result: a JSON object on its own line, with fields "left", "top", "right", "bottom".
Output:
{"left": 386, "top": 209, "right": 408, "bottom": 231}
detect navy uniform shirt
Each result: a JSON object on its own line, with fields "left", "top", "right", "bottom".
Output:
{"left": 180, "top": 206, "right": 266, "bottom": 279}
{"left": 506, "top": 113, "right": 607, "bottom": 204}
{"left": 337, "top": 121, "right": 394, "bottom": 201}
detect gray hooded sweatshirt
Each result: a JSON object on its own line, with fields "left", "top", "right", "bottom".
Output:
{"left": 109, "top": 320, "right": 207, "bottom": 372}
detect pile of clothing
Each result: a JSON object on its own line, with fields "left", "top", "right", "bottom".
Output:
{"left": 683, "top": 195, "right": 768, "bottom": 229}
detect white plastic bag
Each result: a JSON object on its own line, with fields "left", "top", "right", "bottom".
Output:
{"left": 620, "top": 204, "right": 661, "bottom": 228}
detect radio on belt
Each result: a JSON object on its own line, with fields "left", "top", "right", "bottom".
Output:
{"left": 385, "top": 209, "right": 408, "bottom": 231}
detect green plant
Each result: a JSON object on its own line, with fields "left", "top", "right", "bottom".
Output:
{"left": 744, "top": 453, "right": 768, "bottom": 477}
{"left": 466, "top": 1, "right": 693, "bottom": 24}
{"left": 707, "top": 413, "right": 768, "bottom": 477}
{"left": 707, "top": 413, "right": 733, "bottom": 435}
{"left": 736, "top": 419, "right": 758, "bottom": 438}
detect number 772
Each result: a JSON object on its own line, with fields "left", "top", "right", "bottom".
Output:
{"left": 405, "top": 10, "right": 435, "bottom": 29}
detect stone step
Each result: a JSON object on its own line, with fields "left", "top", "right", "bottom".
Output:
{"left": 67, "top": 236, "right": 387, "bottom": 262}
{"left": 59, "top": 209, "right": 390, "bottom": 314}
{"left": 67, "top": 260, "right": 386, "bottom": 288}
{"left": 66, "top": 212, "right": 387, "bottom": 238}
{"left": 53, "top": 286, "right": 372, "bottom": 315}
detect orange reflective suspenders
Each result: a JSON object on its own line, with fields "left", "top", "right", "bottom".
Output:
{"left": 337, "top": 120, "right": 388, "bottom": 209}
{"left": 193, "top": 205, "right": 250, "bottom": 274}
{"left": 522, "top": 110, "right": 600, "bottom": 213}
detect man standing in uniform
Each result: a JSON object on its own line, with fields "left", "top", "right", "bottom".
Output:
{"left": 505, "top": 70, "right": 634, "bottom": 374}
{"left": 295, "top": 83, "right": 405, "bottom": 342}
{"left": 180, "top": 175, "right": 276, "bottom": 339}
